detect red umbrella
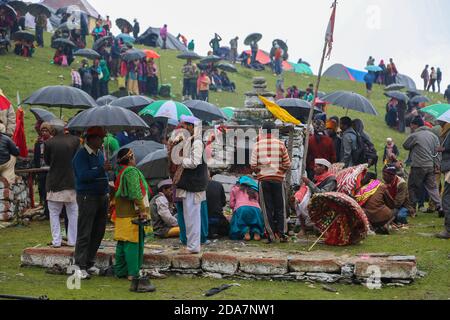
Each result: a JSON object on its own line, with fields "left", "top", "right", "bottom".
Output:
{"left": 13, "top": 107, "right": 28, "bottom": 158}
{"left": 308, "top": 192, "right": 369, "bottom": 247}
{"left": 143, "top": 49, "right": 160, "bottom": 59}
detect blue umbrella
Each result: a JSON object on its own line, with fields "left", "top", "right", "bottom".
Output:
{"left": 116, "top": 33, "right": 135, "bottom": 43}
{"left": 365, "top": 65, "right": 382, "bottom": 72}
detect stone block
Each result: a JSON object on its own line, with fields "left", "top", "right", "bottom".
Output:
{"left": 172, "top": 254, "right": 201, "bottom": 270}
{"left": 354, "top": 258, "right": 417, "bottom": 279}
{"left": 143, "top": 252, "right": 172, "bottom": 270}
{"left": 202, "top": 252, "right": 239, "bottom": 275}
{"left": 289, "top": 257, "right": 341, "bottom": 273}
{"left": 305, "top": 273, "right": 343, "bottom": 283}
{"left": 239, "top": 257, "right": 288, "bottom": 275}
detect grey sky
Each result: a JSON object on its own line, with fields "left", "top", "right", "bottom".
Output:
{"left": 36, "top": 0, "right": 450, "bottom": 87}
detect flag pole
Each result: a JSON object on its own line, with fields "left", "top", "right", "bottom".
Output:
{"left": 301, "top": 0, "right": 337, "bottom": 178}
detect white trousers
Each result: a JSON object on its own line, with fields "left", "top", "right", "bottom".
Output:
{"left": 182, "top": 192, "right": 201, "bottom": 253}
{"left": 48, "top": 200, "right": 78, "bottom": 246}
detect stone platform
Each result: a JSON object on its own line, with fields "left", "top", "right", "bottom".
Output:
{"left": 21, "top": 240, "right": 421, "bottom": 286}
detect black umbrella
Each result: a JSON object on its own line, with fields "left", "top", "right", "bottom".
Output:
{"left": 217, "top": 63, "right": 237, "bottom": 73}
{"left": 74, "top": 48, "right": 101, "bottom": 60}
{"left": 273, "top": 39, "right": 288, "bottom": 52}
{"left": 407, "top": 89, "right": 420, "bottom": 98}
{"left": 116, "top": 18, "right": 132, "bottom": 32}
{"left": 7, "top": 1, "right": 27, "bottom": 15}
{"left": 12, "top": 30, "right": 34, "bottom": 42}
{"left": 30, "top": 108, "right": 57, "bottom": 122}
{"left": 110, "top": 95, "right": 154, "bottom": 113}
{"left": 93, "top": 35, "right": 113, "bottom": 51}
{"left": 0, "top": 4, "right": 16, "bottom": 19}
{"left": 384, "top": 91, "right": 408, "bottom": 102}
{"left": 121, "top": 49, "right": 146, "bottom": 62}
{"left": 276, "top": 98, "right": 322, "bottom": 122}
{"left": 137, "top": 149, "right": 169, "bottom": 179}
{"left": 111, "top": 140, "right": 165, "bottom": 168}
{"left": 52, "top": 38, "right": 76, "bottom": 48}
{"left": 410, "top": 95, "right": 431, "bottom": 104}
{"left": 183, "top": 100, "right": 227, "bottom": 122}
{"left": 244, "top": 33, "right": 262, "bottom": 45}
{"left": 23, "top": 85, "right": 97, "bottom": 117}
{"left": 177, "top": 51, "right": 202, "bottom": 60}
{"left": 67, "top": 105, "right": 149, "bottom": 132}
{"left": 27, "top": 3, "right": 51, "bottom": 18}
{"left": 56, "top": 22, "right": 80, "bottom": 31}
{"left": 317, "top": 91, "right": 327, "bottom": 98}
{"left": 384, "top": 84, "right": 405, "bottom": 91}
{"left": 200, "top": 55, "right": 221, "bottom": 64}
{"left": 321, "top": 91, "right": 378, "bottom": 115}
{"left": 96, "top": 95, "right": 118, "bottom": 106}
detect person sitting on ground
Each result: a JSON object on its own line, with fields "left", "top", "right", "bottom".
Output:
{"left": 286, "top": 85, "right": 300, "bottom": 98}
{"left": 382, "top": 165, "right": 415, "bottom": 227}
{"left": 296, "top": 159, "right": 337, "bottom": 237}
{"left": 53, "top": 47, "right": 66, "bottom": 66}
{"left": 0, "top": 121, "right": 19, "bottom": 184}
{"left": 113, "top": 148, "right": 154, "bottom": 292}
{"left": 220, "top": 71, "right": 235, "bottom": 92}
{"left": 206, "top": 174, "right": 228, "bottom": 239}
{"left": 229, "top": 176, "right": 264, "bottom": 241}
{"left": 22, "top": 40, "right": 34, "bottom": 57}
{"left": 383, "top": 138, "right": 399, "bottom": 164}
{"left": 150, "top": 179, "right": 179, "bottom": 239}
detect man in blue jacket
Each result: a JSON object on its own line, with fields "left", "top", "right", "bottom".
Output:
{"left": 72, "top": 127, "right": 111, "bottom": 279}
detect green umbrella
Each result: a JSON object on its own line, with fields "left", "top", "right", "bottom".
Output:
{"left": 222, "top": 107, "right": 235, "bottom": 120}
{"left": 421, "top": 104, "right": 450, "bottom": 118}
{"left": 139, "top": 100, "right": 193, "bottom": 121}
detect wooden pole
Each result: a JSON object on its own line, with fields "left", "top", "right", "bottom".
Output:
{"left": 308, "top": 214, "right": 339, "bottom": 252}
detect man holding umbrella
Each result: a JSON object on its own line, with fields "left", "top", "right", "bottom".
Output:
{"left": 35, "top": 13, "right": 47, "bottom": 48}
{"left": 72, "top": 127, "right": 111, "bottom": 279}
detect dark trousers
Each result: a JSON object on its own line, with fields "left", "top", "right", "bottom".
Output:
{"left": 147, "top": 76, "right": 158, "bottom": 96}
{"left": 74, "top": 194, "right": 108, "bottom": 270}
{"left": 398, "top": 109, "right": 406, "bottom": 133}
{"left": 198, "top": 90, "right": 209, "bottom": 102}
{"left": 99, "top": 81, "right": 109, "bottom": 97}
{"left": 91, "top": 79, "right": 99, "bottom": 100}
{"left": 260, "top": 181, "right": 286, "bottom": 237}
{"left": 182, "top": 78, "right": 191, "bottom": 97}
{"left": 35, "top": 27, "right": 44, "bottom": 47}
{"left": 189, "top": 79, "right": 198, "bottom": 99}
{"left": 442, "top": 182, "right": 450, "bottom": 233}
{"left": 408, "top": 167, "right": 441, "bottom": 210}
{"left": 208, "top": 215, "right": 230, "bottom": 238}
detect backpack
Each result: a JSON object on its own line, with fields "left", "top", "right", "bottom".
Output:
{"left": 351, "top": 132, "right": 378, "bottom": 167}
{"left": 82, "top": 70, "right": 93, "bottom": 86}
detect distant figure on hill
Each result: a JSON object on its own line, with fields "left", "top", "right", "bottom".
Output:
{"left": 427, "top": 67, "right": 438, "bottom": 92}
{"left": 421, "top": 65, "right": 430, "bottom": 91}
{"left": 444, "top": 85, "right": 450, "bottom": 103}
{"left": 209, "top": 33, "right": 222, "bottom": 56}
{"left": 437, "top": 68, "right": 443, "bottom": 93}
{"left": 160, "top": 24, "right": 168, "bottom": 49}
{"left": 133, "top": 19, "right": 140, "bottom": 39}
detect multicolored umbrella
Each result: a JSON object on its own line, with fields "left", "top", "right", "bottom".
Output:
{"left": 222, "top": 107, "right": 235, "bottom": 120}
{"left": 437, "top": 109, "right": 450, "bottom": 123}
{"left": 139, "top": 100, "right": 193, "bottom": 121}
{"left": 421, "top": 104, "right": 450, "bottom": 118}
{"left": 308, "top": 192, "right": 369, "bottom": 246}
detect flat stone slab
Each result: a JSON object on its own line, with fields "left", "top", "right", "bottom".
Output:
{"left": 20, "top": 243, "right": 420, "bottom": 285}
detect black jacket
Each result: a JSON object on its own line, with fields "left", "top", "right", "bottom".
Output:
{"left": 0, "top": 133, "right": 19, "bottom": 165}
{"left": 177, "top": 162, "right": 208, "bottom": 193}
{"left": 206, "top": 180, "right": 226, "bottom": 217}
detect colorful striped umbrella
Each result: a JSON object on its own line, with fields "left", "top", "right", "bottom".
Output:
{"left": 222, "top": 107, "right": 235, "bottom": 120}
{"left": 139, "top": 100, "right": 193, "bottom": 121}
{"left": 421, "top": 104, "right": 450, "bottom": 118}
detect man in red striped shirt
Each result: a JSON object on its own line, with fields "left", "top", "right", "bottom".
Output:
{"left": 251, "top": 121, "right": 291, "bottom": 243}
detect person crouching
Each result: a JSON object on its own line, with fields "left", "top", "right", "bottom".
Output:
{"left": 150, "top": 179, "right": 180, "bottom": 239}
{"left": 113, "top": 148, "right": 155, "bottom": 292}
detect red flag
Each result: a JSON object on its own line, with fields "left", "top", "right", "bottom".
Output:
{"left": 325, "top": 1, "right": 337, "bottom": 60}
{"left": 13, "top": 107, "right": 28, "bottom": 158}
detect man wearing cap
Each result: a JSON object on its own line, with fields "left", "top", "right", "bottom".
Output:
{"left": 173, "top": 115, "right": 208, "bottom": 254}
{"left": 382, "top": 165, "right": 414, "bottom": 226}
{"left": 72, "top": 127, "right": 111, "bottom": 280}
{"left": 150, "top": 179, "right": 179, "bottom": 239}
{"left": 403, "top": 116, "right": 443, "bottom": 216}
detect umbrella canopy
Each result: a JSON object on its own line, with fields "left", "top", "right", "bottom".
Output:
{"left": 27, "top": 3, "right": 51, "bottom": 18}
{"left": 67, "top": 105, "right": 149, "bottom": 132}
{"left": 96, "top": 95, "right": 118, "bottom": 106}
{"left": 143, "top": 49, "right": 160, "bottom": 59}
{"left": 110, "top": 95, "right": 154, "bottom": 113}
{"left": 200, "top": 55, "right": 221, "bottom": 64}
{"left": 12, "top": 30, "right": 34, "bottom": 42}
{"left": 222, "top": 107, "right": 235, "bottom": 120}
{"left": 111, "top": 140, "right": 165, "bottom": 168}
{"left": 409, "top": 95, "right": 431, "bottom": 104}
{"left": 421, "top": 104, "right": 450, "bottom": 118}
{"left": 217, "top": 63, "right": 237, "bottom": 73}
{"left": 309, "top": 192, "right": 369, "bottom": 246}
{"left": 139, "top": 100, "right": 193, "bottom": 121}
{"left": 30, "top": 108, "right": 57, "bottom": 122}
{"left": 116, "top": 18, "right": 132, "bottom": 32}
{"left": 121, "top": 49, "right": 146, "bottom": 62}
{"left": 56, "top": 22, "right": 80, "bottom": 31}
{"left": 437, "top": 109, "right": 450, "bottom": 123}
{"left": 52, "top": 38, "right": 76, "bottom": 48}
{"left": 7, "top": 1, "right": 27, "bottom": 15}
{"left": 56, "top": 6, "right": 86, "bottom": 16}
{"left": 244, "top": 33, "right": 262, "bottom": 45}
{"left": 74, "top": 48, "right": 101, "bottom": 60}
{"left": 273, "top": 39, "right": 288, "bottom": 52}
{"left": 365, "top": 65, "right": 382, "bottom": 72}
{"left": 177, "top": 51, "right": 202, "bottom": 60}
{"left": 384, "top": 83, "right": 405, "bottom": 91}
{"left": 317, "top": 91, "right": 327, "bottom": 98}
{"left": 93, "top": 35, "right": 114, "bottom": 51}
{"left": 321, "top": 91, "right": 378, "bottom": 115}
{"left": 116, "top": 33, "right": 135, "bottom": 44}
{"left": 276, "top": 98, "right": 322, "bottom": 121}
{"left": 23, "top": 86, "right": 97, "bottom": 110}
{"left": 0, "top": 4, "right": 16, "bottom": 19}
{"left": 384, "top": 91, "right": 408, "bottom": 102}
{"left": 137, "top": 149, "right": 169, "bottom": 179}
{"left": 183, "top": 100, "right": 227, "bottom": 122}
{"left": 406, "top": 89, "right": 420, "bottom": 98}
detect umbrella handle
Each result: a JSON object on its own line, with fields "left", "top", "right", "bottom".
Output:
{"left": 307, "top": 215, "right": 339, "bottom": 252}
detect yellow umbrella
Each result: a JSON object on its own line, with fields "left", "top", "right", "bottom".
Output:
{"left": 258, "top": 95, "right": 301, "bottom": 125}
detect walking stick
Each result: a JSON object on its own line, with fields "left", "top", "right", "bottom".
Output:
{"left": 308, "top": 214, "right": 339, "bottom": 252}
